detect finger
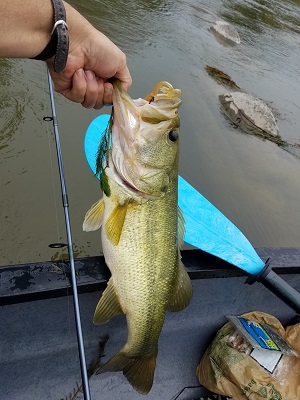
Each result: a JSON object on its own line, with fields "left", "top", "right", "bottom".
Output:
{"left": 92, "top": 79, "right": 113, "bottom": 110}
{"left": 93, "top": 81, "right": 112, "bottom": 110}
{"left": 114, "top": 65, "right": 132, "bottom": 91}
{"left": 103, "top": 82, "right": 113, "bottom": 106}
{"left": 90, "top": 77, "right": 104, "bottom": 110}
{"left": 64, "top": 69, "right": 87, "bottom": 103}
{"left": 81, "top": 70, "right": 99, "bottom": 108}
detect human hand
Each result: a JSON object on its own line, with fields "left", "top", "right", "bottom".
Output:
{"left": 46, "top": 2, "right": 132, "bottom": 109}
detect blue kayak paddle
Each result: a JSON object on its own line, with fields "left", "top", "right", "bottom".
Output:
{"left": 84, "top": 114, "right": 300, "bottom": 314}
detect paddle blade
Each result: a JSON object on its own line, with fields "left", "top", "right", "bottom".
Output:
{"left": 84, "top": 114, "right": 110, "bottom": 177}
{"left": 178, "top": 176, "right": 265, "bottom": 275}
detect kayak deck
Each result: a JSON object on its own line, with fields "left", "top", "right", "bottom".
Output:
{"left": 1, "top": 248, "right": 299, "bottom": 305}
{"left": 0, "top": 248, "right": 299, "bottom": 399}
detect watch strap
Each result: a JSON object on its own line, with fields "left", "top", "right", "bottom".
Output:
{"left": 32, "top": 0, "right": 69, "bottom": 73}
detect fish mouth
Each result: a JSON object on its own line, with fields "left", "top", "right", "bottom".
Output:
{"left": 111, "top": 79, "right": 182, "bottom": 140}
{"left": 110, "top": 80, "right": 181, "bottom": 197}
{"left": 112, "top": 79, "right": 141, "bottom": 139}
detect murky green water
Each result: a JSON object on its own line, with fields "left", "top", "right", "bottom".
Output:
{"left": 1, "top": 0, "right": 300, "bottom": 266}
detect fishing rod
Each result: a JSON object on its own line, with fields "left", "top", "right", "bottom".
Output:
{"left": 46, "top": 69, "right": 91, "bottom": 400}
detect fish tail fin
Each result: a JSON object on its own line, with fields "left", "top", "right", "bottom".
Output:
{"left": 98, "top": 349, "right": 157, "bottom": 394}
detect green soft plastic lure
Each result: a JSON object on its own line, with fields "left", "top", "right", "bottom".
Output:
{"left": 95, "top": 109, "right": 114, "bottom": 197}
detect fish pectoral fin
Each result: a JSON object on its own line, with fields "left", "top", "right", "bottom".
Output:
{"left": 105, "top": 203, "right": 128, "bottom": 246}
{"left": 167, "top": 258, "right": 192, "bottom": 312}
{"left": 93, "top": 278, "right": 123, "bottom": 324}
{"left": 97, "top": 349, "right": 157, "bottom": 395}
{"left": 83, "top": 198, "right": 105, "bottom": 232}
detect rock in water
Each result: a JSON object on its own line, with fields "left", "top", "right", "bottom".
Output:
{"left": 205, "top": 65, "right": 240, "bottom": 89}
{"left": 219, "top": 92, "right": 280, "bottom": 138}
{"left": 211, "top": 20, "right": 241, "bottom": 44}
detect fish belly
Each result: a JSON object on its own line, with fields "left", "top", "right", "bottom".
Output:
{"left": 102, "top": 180, "right": 178, "bottom": 355}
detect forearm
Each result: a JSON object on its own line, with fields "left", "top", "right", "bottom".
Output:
{"left": 0, "top": 0, "right": 93, "bottom": 59}
{"left": 0, "top": 0, "right": 54, "bottom": 58}
{"left": 0, "top": 0, "right": 132, "bottom": 109}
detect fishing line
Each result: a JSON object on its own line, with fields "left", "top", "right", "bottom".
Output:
{"left": 46, "top": 69, "right": 91, "bottom": 400}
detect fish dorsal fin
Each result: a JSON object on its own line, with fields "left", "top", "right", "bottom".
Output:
{"left": 83, "top": 198, "right": 105, "bottom": 232}
{"left": 167, "top": 257, "right": 192, "bottom": 312}
{"left": 93, "top": 278, "right": 123, "bottom": 324}
{"left": 177, "top": 205, "right": 185, "bottom": 250}
{"left": 105, "top": 203, "right": 128, "bottom": 246}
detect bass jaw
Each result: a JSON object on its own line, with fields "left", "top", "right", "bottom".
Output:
{"left": 110, "top": 80, "right": 182, "bottom": 197}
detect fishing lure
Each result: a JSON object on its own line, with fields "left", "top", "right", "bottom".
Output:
{"left": 95, "top": 109, "right": 114, "bottom": 197}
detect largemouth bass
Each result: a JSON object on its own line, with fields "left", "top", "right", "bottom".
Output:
{"left": 83, "top": 80, "right": 192, "bottom": 394}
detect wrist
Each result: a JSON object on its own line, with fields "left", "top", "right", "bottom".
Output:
{"left": 63, "top": 2, "right": 94, "bottom": 56}
{"left": 32, "top": 0, "right": 69, "bottom": 72}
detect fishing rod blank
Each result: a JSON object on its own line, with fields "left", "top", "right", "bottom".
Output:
{"left": 46, "top": 70, "right": 91, "bottom": 400}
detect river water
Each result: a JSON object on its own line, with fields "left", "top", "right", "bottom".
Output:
{"left": 1, "top": 0, "right": 300, "bottom": 266}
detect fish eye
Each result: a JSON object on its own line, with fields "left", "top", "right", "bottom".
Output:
{"left": 168, "top": 130, "right": 179, "bottom": 142}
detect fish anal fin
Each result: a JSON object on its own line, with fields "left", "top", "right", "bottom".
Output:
{"left": 83, "top": 198, "right": 105, "bottom": 232}
{"left": 93, "top": 278, "right": 123, "bottom": 325}
{"left": 105, "top": 203, "right": 128, "bottom": 246}
{"left": 167, "top": 258, "right": 192, "bottom": 312}
{"left": 97, "top": 349, "right": 157, "bottom": 394}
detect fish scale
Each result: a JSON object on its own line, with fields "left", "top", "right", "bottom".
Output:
{"left": 105, "top": 181, "right": 178, "bottom": 337}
